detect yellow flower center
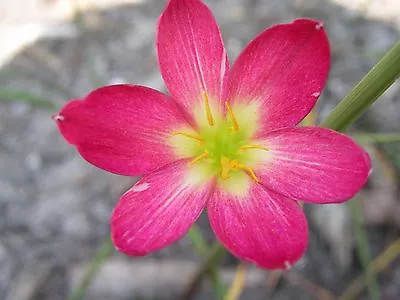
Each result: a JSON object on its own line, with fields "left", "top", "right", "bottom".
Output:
{"left": 170, "top": 92, "right": 268, "bottom": 192}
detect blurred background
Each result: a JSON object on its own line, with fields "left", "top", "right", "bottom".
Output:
{"left": 0, "top": 0, "right": 399, "bottom": 299}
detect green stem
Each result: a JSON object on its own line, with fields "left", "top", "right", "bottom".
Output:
{"left": 187, "top": 226, "right": 226, "bottom": 299}
{"left": 68, "top": 238, "right": 114, "bottom": 300}
{"left": 209, "top": 267, "right": 227, "bottom": 300}
{"left": 187, "top": 225, "right": 209, "bottom": 256}
{"left": 319, "top": 42, "right": 400, "bottom": 300}
{"left": 349, "top": 200, "right": 380, "bottom": 300}
{"left": 322, "top": 41, "right": 400, "bottom": 131}
{"left": 182, "top": 242, "right": 226, "bottom": 300}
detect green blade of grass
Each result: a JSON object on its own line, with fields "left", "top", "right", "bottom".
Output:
{"left": 0, "top": 88, "right": 56, "bottom": 110}
{"left": 353, "top": 133, "right": 400, "bottom": 144}
{"left": 68, "top": 238, "right": 114, "bottom": 300}
{"left": 340, "top": 238, "right": 400, "bottom": 300}
{"left": 349, "top": 199, "right": 380, "bottom": 300}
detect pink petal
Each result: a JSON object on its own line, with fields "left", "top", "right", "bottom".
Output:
{"left": 208, "top": 183, "right": 308, "bottom": 269}
{"left": 111, "top": 160, "right": 213, "bottom": 256}
{"left": 227, "top": 19, "right": 330, "bottom": 134}
{"left": 55, "top": 85, "right": 188, "bottom": 176}
{"left": 157, "top": 0, "right": 229, "bottom": 119}
{"left": 257, "top": 127, "right": 371, "bottom": 204}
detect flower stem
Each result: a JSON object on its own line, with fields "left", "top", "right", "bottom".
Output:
{"left": 322, "top": 41, "right": 400, "bottom": 131}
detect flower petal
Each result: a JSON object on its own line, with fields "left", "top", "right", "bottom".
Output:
{"left": 208, "top": 183, "right": 308, "bottom": 269}
{"left": 157, "top": 0, "right": 229, "bottom": 120}
{"left": 256, "top": 127, "right": 371, "bottom": 203}
{"left": 55, "top": 85, "right": 188, "bottom": 176}
{"left": 111, "top": 160, "right": 213, "bottom": 256}
{"left": 227, "top": 19, "right": 330, "bottom": 134}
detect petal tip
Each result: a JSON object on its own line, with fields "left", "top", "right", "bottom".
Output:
{"left": 284, "top": 260, "right": 292, "bottom": 270}
{"left": 315, "top": 21, "right": 324, "bottom": 30}
{"left": 293, "top": 18, "right": 324, "bottom": 28}
{"left": 110, "top": 231, "right": 148, "bottom": 257}
{"left": 52, "top": 114, "right": 65, "bottom": 122}
{"left": 253, "top": 249, "right": 306, "bottom": 270}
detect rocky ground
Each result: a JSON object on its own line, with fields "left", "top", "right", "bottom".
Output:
{"left": 0, "top": 0, "right": 399, "bottom": 299}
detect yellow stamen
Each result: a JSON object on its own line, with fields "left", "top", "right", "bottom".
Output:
{"left": 235, "top": 163, "right": 260, "bottom": 183}
{"left": 203, "top": 92, "right": 214, "bottom": 126}
{"left": 225, "top": 101, "right": 239, "bottom": 131}
{"left": 220, "top": 157, "right": 260, "bottom": 183}
{"left": 172, "top": 131, "right": 204, "bottom": 143}
{"left": 239, "top": 144, "right": 268, "bottom": 151}
{"left": 189, "top": 150, "right": 209, "bottom": 165}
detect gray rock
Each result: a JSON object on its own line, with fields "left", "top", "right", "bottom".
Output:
{"left": 0, "top": 0, "right": 399, "bottom": 299}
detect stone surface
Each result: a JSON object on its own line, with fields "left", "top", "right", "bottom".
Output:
{"left": 0, "top": 0, "right": 399, "bottom": 299}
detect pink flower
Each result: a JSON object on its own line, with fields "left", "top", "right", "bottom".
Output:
{"left": 54, "top": 0, "right": 371, "bottom": 269}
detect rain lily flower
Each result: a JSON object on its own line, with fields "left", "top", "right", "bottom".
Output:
{"left": 54, "top": 0, "right": 371, "bottom": 269}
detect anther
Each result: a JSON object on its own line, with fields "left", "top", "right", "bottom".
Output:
{"left": 52, "top": 114, "right": 65, "bottom": 121}
{"left": 225, "top": 101, "right": 239, "bottom": 131}
{"left": 203, "top": 92, "right": 214, "bottom": 126}
{"left": 172, "top": 131, "right": 204, "bottom": 143}
{"left": 189, "top": 150, "right": 209, "bottom": 165}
